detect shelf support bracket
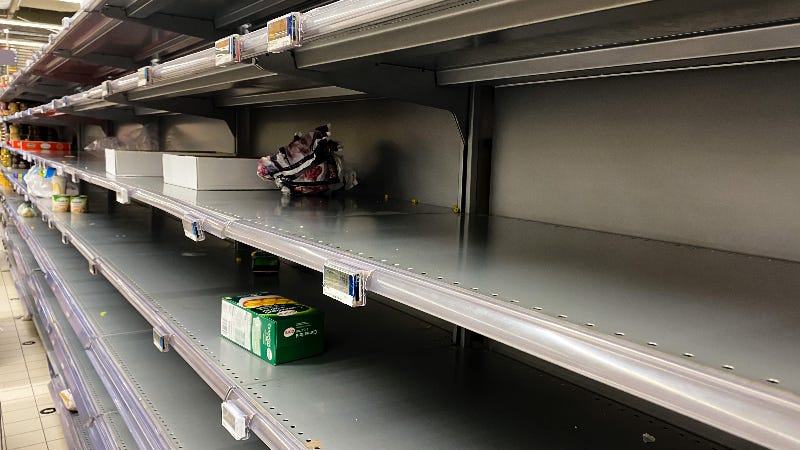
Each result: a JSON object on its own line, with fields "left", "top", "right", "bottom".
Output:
{"left": 52, "top": 50, "right": 138, "bottom": 71}
{"left": 101, "top": 5, "right": 222, "bottom": 41}
{"left": 104, "top": 93, "right": 235, "bottom": 132}
{"left": 125, "top": 0, "right": 177, "bottom": 19}
{"left": 255, "top": 53, "right": 470, "bottom": 142}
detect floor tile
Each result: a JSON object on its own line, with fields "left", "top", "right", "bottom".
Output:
{"left": 42, "top": 426, "right": 63, "bottom": 442}
{"left": 1, "top": 369, "right": 29, "bottom": 382}
{"left": 0, "top": 377, "right": 34, "bottom": 390}
{"left": 0, "top": 348, "right": 25, "bottom": 358}
{"left": 0, "top": 385, "right": 34, "bottom": 401}
{"left": 24, "top": 360, "right": 48, "bottom": 371}
{"left": 29, "top": 376, "right": 50, "bottom": 385}
{"left": 1, "top": 396, "right": 36, "bottom": 412}
{"left": 3, "top": 417, "right": 42, "bottom": 436}
{"left": 31, "top": 384, "right": 49, "bottom": 397}
{"left": 23, "top": 352, "right": 47, "bottom": 363}
{"left": 38, "top": 413, "right": 61, "bottom": 429}
{"left": 46, "top": 439, "right": 68, "bottom": 450}
{"left": 1, "top": 405, "right": 38, "bottom": 423}
{"left": 5, "top": 429, "right": 45, "bottom": 449}
{"left": 13, "top": 443, "right": 47, "bottom": 450}
{"left": 26, "top": 368, "right": 49, "bottom": 378}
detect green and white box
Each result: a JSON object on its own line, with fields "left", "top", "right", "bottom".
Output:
{"left": 220, "top": 293, "right": 324, "bottom": 365}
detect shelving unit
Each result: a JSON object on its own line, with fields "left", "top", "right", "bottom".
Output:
{"left": 4, "top": 223, "right": 135, "bottom": 450}
{"left": 1, "top": 185, "right": 272, "bottom": 450}
{"left": 1, "top": 171, "right": 725, "bottom": 450}
{"left": 1, "top": 0, "right": 799, "bottom": 449}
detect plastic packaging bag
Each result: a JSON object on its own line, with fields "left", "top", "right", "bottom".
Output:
{"left": 23, "top": 166, "right": 54, "bottom": 198}
{"left": 16, "top": 202, "right": 35, "bottom": 217}
{"left": 83, "top": 123, "right": 160, "bottom": 153}
{"left": 59, "top": 389, "right": 77, "bottom": 412}
{"left": 257, "top": 124, "right": 357, "bottom": 195}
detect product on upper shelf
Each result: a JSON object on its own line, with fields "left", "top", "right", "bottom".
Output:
{"left": 23, "top": 166, "right": 55, "bottom": 198}
{"left": 257, "top": 124, "right": 358, "bottom": 195}
{"left": 220, "top": 293, "right": 324, "bottom": 365}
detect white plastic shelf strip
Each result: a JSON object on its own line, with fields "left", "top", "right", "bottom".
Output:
{"left": 150, "top": 48, "right": 217, "bottom": 82}
{"left": 109, "top": 73, "right": 139, "bottom": 93}
{"left": 3, "top": 148, "right": 800, "bottom": 449}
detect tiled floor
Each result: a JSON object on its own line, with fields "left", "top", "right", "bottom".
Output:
{"left": 0, "top": 248, "right": 67, "bottom": 450}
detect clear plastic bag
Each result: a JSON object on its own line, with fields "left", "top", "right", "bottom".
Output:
{"left": 84, "top": 123, "right": 160, "bottom": 153}
{"left": 17, "top": 202, "right": 35, "bottom": 217}
{"left": 23, "top": 166, "right": 53, "bottom": 198}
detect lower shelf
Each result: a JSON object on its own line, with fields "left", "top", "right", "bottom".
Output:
{"left": 2, "top": 195, "right": 271, "bottom": 449}
{"left": 2, "top": 185, "right": 728, "bottom": 448}
{"left": 5, "top": 226, "right": 132, "bottom": 450}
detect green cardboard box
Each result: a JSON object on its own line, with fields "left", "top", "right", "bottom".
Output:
{"left": 220, "top": 293, "right": 324, "bottom": 365}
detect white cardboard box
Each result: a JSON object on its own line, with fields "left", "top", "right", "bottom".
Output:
{"left": 105, "top": 149, "right": 164, "bottom": 176}
{"left": 162, "top": 154, "right": 273, "bottom": 190}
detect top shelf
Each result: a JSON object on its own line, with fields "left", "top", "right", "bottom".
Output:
{"left": 3, "top": 0, "right": 798, "bottom": 113}
{"left": 6, "top": 146, "right": 800, "bottom": 449}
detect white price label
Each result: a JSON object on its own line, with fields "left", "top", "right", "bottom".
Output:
{"left": 152, "top": 328, "right": 170, "bottom": 352}
{"left": 137, "top": 67, "right": 151, "bottom": 87}
{"left": 221, "top": 401, "right": 249, "bottom": 440}
{"left": 182, "top": 216, "right": 205, "bottom": 241}
{"left": 266, "top": 13, "right": 303, "bottom": 53}
{"left": 322, "top": 261, "right": 368, "bottom": 307}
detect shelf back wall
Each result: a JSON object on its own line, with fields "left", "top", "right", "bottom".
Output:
{"left": 160, "top": 115, "right": 235, "bottom": 153}
{"left": 251, "top": 99, "right": 463, "bottom": 207}
{"left": 492, "top": 62, "right": 800, "bottom": 261}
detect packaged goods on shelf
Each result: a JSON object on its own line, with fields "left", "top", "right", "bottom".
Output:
{"left": 8, "top": 140, "right": 71, "bottom": 152}
{"left": 251, "top": 251, "right": 279, "bottom": 274}
{"left": 23, "top": 166, "right": 55, "bottom": 198}
{"left": 105, "top": 149, "right": 164, "bottom": 176}
{"left": 52, "top": 195, "right": 70, "bottom": 212}
{"left": 221, "top": 294, "right": 324, "bottom": 365}
{"left": 163, "top": 154, "right": 274, "bottom": 190}
{"left": 16, "top": 202, "right": 35, "bottom": 217}
{"left": 59, "top": 389, "right": 77, "bottom": 412}
{"left": 257, "top": 124, "right": 357, "bottom": 195}
{"left": 70, "top": 195, "right": 87, "bottom": 213}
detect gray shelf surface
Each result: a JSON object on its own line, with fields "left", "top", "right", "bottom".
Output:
{"left": 5, "top": 149, "right": 800, "bottom": 448}
{"left": 5, "top": 181, "right": 730, "bottom": 449}
{"left": 5, "top": 225, "right": 131, "bottom": 450}
{"left": 1, "top": 192, "right": 273, "bottom": 449}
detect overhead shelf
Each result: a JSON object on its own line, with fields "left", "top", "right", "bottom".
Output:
{"left": 1, "top": 169, "right": 724, "bottom": 450}
{"left": 1, "top": 188, "right": 272, "bottom": 450}
{"left": 4, "top": 148, "right": 800, "bottom": 448}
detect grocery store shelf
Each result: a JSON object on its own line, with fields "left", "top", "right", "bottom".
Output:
{"left": 1, "top": 174, "right": 726, "bottom": 450}
{"left": 3, "top": 149, "right": 800, "bottom": 448}
{"left": 4, "top": 226, "right": 135, "bottom": 450}
{"left": 1, "top": 191, "right": 273, "bottom": 449}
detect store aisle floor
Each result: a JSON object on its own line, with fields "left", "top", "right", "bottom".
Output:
{"left": 0, "top": 247, "right": 67, "bottom": 450}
